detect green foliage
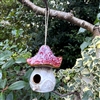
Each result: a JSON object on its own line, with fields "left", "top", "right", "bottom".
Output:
{"left": 28, "top": 0, "right": 99, "bottom": 68}
{"left": 55, "top": 36, "right": 100, "bottom": 100}
{"left": 0, "top": 92, "right": 5, "bottom": 100}
{"left": 8, "top": 81, "right": 27, "bottom": 90}
{"left": 0, "top": 0, "right": 99, "bottom": 68}
{"left": 0, "top": 79, "right": 7, "bottom": 89}
{"left": 80, "top": 37, "right": 92, "bottom": 50}
{"left": 0, "top": 39, "right": 31, "bottom": 99}
{"left": 0, "top": 0, "right": 100, "bottom": 100}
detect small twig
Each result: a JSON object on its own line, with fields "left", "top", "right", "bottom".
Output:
{"left": 74, "top": 91, "right": 81, "bottom": 100}
{"left": 52, "top": 91, "right": 75, "bottom": 97}
{"left": 52, "top": 90, "right": 81, "bottom": 100}
{"left": 1, "top": 86, "right": 8, "bottom": 93}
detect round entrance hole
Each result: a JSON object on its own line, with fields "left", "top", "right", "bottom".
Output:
{"left": 33, "top": 74, "right": 41, "bottom": 83}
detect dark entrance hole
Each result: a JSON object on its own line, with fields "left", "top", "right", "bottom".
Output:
{"left": 33, "top": 74, "right": 41, "bottom": 83}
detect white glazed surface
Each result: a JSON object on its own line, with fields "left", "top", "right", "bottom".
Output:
{"left": 29, "top": 67, "right": 56, "bottom": 93}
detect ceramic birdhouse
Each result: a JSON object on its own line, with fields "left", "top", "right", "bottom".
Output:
{"left": 27, "top": 45, "right": 62, "bottom": 93}
{"left": 29, "top": 67, "right": 56, "bottom": 93}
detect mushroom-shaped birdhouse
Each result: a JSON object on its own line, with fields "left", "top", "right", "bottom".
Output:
{"left": 27, "top": 45, "right": 62, "bottom": 93}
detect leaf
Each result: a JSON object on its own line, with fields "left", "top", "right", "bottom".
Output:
{"left": 97, "top": 13, "right": 100, "bottom": 21}
{"left": 81, "top": 68, "right": 90, "bottom": 75}
{"left": 75, "top": 58, "right": 83, "bottom": 67}
{"left": 6, "top": 92, "right": 13, "bottom": 100}
{"left": 14, "top": 66, "right": 20, "bottom": 72}
{"left": 82, "top": 76, "right": 93, "bottom": 85}
{"left": 0, "top": 70, "right": 2, "bottom": 79}
{"left": 2, "top": 59, "right": 15, "bottom": 69}
{"left": 0, "top": 79, "right": 7, "bottom": 89}
{"left": 44, "top": 93, "right": 49, "bottom": 100}
{"left": 8, "top": 81, "right": 27, "bottom": 90}
{"left": 11, "top": 30, "right": 16, "bottom": 36}
{"left": 82, "top": 90, "right": 93, "bottom": 100}
{"left": 18, "top": 28, "right": 24, "bottom": 35}
{"left": 0, "top": 92, "right": 5, "bottom": 100}
{"left": 80, "top": 42, "right": 90, "bottom": 51}
{"left": 94, "top": 13, "right": 100, "bottom": 24}
{"left": 94, "top": 18, "right": 99, "bottom": 24}
{"left": 0, "top": 61, "right": 5, "bottom": 65}
{"left": 10, "top": 45, "right": 17, "bottom": 49}
{"left": 11, "top": 29, "right": 24, "bottom": 38}
{"left": 15, "top": 57, "right": 26, "bottom": 64}
{"left": 24, "top": 69, "right": 33, "bottom": 80}
{"left": 0, "top": 50, "right": 12, "bottom": 61}
{"left": 77, "top": 27, "right": 86, "bottom": 34}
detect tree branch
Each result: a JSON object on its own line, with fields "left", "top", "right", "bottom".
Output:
{"left": 18, "top": 0, "right": 100, "bottom": 36}
{"left": 52, "top": 90, "right": 81, "bottom": 100}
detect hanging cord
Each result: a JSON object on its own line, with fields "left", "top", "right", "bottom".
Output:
{"left": 44, "top": 8, "right": 49, "bottom": 45}
{"left": 42, "top": 0, "right": 49, "bottom": 45}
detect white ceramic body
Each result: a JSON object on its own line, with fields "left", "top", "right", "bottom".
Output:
{"left": 29, "top": 67, "right": 56, "bottom": 93}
